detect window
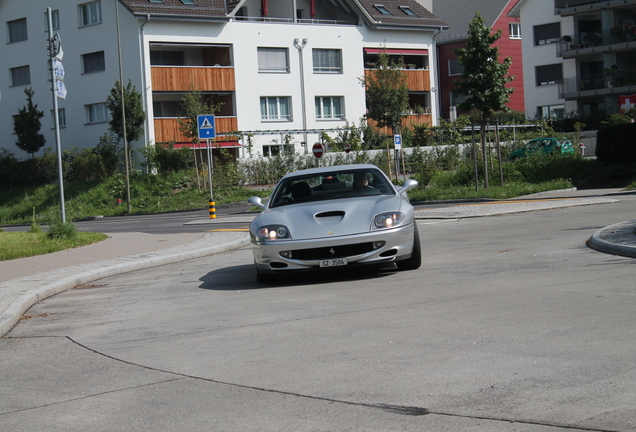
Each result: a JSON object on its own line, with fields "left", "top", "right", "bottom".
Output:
{"left": 152, "top": 101, "right": 180, "bottom": 118}
{"left": 43, "top": 10, "right": 60, "bottom": 30}
{"left": 535, "top": 64, "right": 562, "bottom": 86}
{"left": 399, "top": 6, "right": 417, "bottom": 16}
{"left": 149, "top": 0, "right": 163, "bottom": 3}
{"left": 534, "top": 22, "right": 560, "bottom": 45}
{"left": 315, "top": 96, "right": 344, "bottom": 120}
{"left": 181, "top": 0, "right": 196, "bottom": 3}
{"left": 260, "top": 97, "right": 291, "bottom": 121}
{"left": 509, "top": 23, "right": 521, "bottom": 39}
{"left": 10, "top": 65, "right": 30, "bottom": 86}
{"left": 150, "top": 50, "right": 185, "bottom": 66}
{"left": 537, "top": 104, "right": 565, "bottom": 120}
{"left": 8, "top": 18, "right": 28, "bottom": 43}
{"left": 312, "top": 49, "right": 342, "bottom": 73}
{"left": 51, "top": 108, "right": 66, "bottom": 128}
{"left": 51, "top": 10, "right": 60, "bottom": 30}
{"left": 257, "top": 47, "right": 289, "bottom": 73}
{"left": 82, "top": 51, "right": 105, "bottom": 73}
{"left": 374, "top": 5, "right": 392, "bottom": 15}
{"left": 448, "top": 58, "right": 464, "bottom": 76}
{"left": 263, "top": 145, "right": 281, "bottom": 157}
{"left": 450, "top": 92, "right": 466, "bottom": 107}
{"left": 80, "top": 1, "right": 102, "bottom": 27}
{"left": 86, "top": 102, "right": 108, "bottom": 124}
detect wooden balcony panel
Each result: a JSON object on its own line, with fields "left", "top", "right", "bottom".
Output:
{"left": 405, "top": 70, "right": 430, "bottom": 91}
{"left": 363, "top": 69, "right": 431, "bottom": 91}
{"left": 367, "top": 114, "right": 433, "bottom": 134}
{"left": 151, "top": 67, "right": 235, "bottom": 92}
{"left": 154, "top": 117, "right": 238, "bottom": 144}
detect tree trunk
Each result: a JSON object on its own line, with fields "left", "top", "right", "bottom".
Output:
{"left": 480, "top": 120, "right": 489, "bottom": 189}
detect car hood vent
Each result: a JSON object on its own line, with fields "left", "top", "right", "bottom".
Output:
{"left": 314, "top": 210, "right": 345, "bottom": 226}
{"left": 316, "top": 211, "right": 345, "bottom": 218}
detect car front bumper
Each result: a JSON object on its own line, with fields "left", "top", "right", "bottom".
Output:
{"left": 251, "top": 223, "right": 416, "bottom": 274}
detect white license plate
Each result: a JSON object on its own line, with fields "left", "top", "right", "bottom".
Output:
{"left": 319, "top": 257, "right": 348, "bottom": 268}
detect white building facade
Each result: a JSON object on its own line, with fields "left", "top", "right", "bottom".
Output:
{"left": 0, "top": 0, "right": 446, "bottom": 160}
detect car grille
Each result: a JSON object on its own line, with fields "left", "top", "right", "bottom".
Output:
{"left": 290, "top": 242, "right": 375, "bottom": 260}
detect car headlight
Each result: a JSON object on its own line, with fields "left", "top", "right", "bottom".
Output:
{"left": 372, "top": 212, "right": 405, "bottom": 229}
{"left": 257, "top": 225, "right": 291, "bottom": 240}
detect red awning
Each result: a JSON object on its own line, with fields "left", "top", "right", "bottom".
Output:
{"left": 364, "top": 48, "right": 429, "bottom": 55}
{"left": 172, "top": 142, "right": 242, "bottom": 149}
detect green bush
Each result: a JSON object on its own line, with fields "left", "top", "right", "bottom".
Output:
{"left": 47, "top": 220, "right": 78, "bottom": 240}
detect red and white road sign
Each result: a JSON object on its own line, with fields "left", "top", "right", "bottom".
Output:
{"left": 312, "top": 142, "right": 324, "bottom": 158}
{"left": 344, "top": 143, "right": 351, "bottom": 153}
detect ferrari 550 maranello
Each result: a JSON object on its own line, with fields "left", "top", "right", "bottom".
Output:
{"left": 247, "top": 164, "right": 421, "bottom": 282}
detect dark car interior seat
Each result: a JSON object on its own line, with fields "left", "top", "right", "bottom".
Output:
{"left": 291, "top": 182, "right": 312, "bottom": 200}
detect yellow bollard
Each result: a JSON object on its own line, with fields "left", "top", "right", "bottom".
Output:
{"left": 209, "top": 201, "right": 216, "bottom": 219}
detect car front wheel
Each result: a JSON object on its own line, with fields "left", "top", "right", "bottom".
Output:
{"left": 396, "top": 224, "right": 421, "bottom": 271}
{"left": 255, "top": 263, "right": 274, "bottom": 283}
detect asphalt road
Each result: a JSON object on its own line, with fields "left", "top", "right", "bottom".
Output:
{"left": 2, "top": 197, "right": 636, "bottom": 431}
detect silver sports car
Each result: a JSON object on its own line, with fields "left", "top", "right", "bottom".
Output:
{"left": 247, "top": 164, "right": 421, "bottom": 282}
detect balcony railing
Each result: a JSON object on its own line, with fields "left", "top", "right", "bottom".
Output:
{"left": 559, "top": 27, "right": 636, "bottom": 56}
{"left": 555, "top": 0, "right": 636, "bottom": 12}
{"left": 233, "top": 16, "right": 354, "bottom": 25}
{"left": 367, "top": 114, "right": 433, "bottom": 134}
{"left": 154, "top": 117, "right": 238, "bottom": 144}
{"left": 151, "top": 66, "right": 235, "bottom": 92}
{"left": 363, "top": 69, "right": 431, "bottom": 91}
{"left": 559, "top": 69, "right": 636, "bottom": 98}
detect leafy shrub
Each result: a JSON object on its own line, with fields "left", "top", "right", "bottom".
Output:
{"left": 47, "top": 220, "right": 78, "bottom": 240}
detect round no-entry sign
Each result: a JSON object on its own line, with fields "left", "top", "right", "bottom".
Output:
{"left": 312, "top": 142, "right": 324, "bottom": 158}
{"left": 344, "top": 143, "right": 351, "bottom": 153}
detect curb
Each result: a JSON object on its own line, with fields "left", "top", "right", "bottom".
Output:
{"left": 586, "top": 220, "right": 636, "bottom": 259}
{"left": 0, "top": 233, "right": 250, "bottom": 337}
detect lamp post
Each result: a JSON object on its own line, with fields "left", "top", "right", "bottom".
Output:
{"left": 294, "top": 38, "right": 308, "bottom": 153}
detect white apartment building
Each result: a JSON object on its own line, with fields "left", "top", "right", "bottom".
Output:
{"left": 1, "top": 0, "right": 446, "bottom": 160}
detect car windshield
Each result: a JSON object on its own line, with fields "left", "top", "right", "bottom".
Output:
{"left": 269, "top": 168, "right": 395, "bottom": 208}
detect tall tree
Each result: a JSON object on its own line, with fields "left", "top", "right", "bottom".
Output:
{"left": 13, "top": 88, "right": 46, "bottom": 158}
{"left": 361, "top": 52, "right": 410, "bottom": 136}
{"left": 106, "top": 79, "right": 146, "bottom": 168}
{"left": 454, "top": 12, "right": 514, "bottom": 188}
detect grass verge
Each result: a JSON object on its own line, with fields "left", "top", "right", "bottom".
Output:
{"left": 0, "top": 231, "right": 108, "bottom": 261}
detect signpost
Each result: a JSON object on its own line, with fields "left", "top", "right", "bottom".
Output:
{"left": 393, "top": 134, "right": 402, "bottom": 177}
{"left": 47, "top": 8, "right": 66, "bottom": 223}
{"left": 344, "top": 143, "right": 351, "bottom": 153}
{"left": 197, "top": 115, "right": 217, "bottom": 218}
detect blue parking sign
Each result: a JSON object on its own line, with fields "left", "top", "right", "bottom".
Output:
{"left": 197, "top": 115, "right": 216, "bottom": 139}
{"left": 393, "top": 134, "right": 402, "bottom": 149}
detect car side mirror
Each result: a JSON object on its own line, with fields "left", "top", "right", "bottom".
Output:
{"left": 398, "top": 178, "right": 418, "bottom": 193}
{"left": 247, "top": 196, "right": 266, "bottom": 209}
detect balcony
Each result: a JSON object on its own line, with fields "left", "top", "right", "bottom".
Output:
{"left": 151, "top": 66, "right": 235, "bottom": 92}
{"left": 154, "top": 117, "right": 238, "bottom": 144}
{"left": 559, "top": 69, "right": 636, "bottom": 99}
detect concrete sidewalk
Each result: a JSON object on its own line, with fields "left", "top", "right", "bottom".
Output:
{"left": 1, "top": 188, "right": 635, "bottom": 337}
